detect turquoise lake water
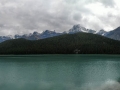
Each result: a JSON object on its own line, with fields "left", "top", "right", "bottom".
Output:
{"left": 0, "top": 55, "right": 120, "bottom": 90}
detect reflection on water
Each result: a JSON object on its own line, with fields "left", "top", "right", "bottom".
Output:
{"left": 0, "top": 55, "right": 119, "bottom": 90}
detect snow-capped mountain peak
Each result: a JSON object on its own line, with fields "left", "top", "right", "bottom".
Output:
{"left": 69, "top": 24, "right": 96, "bottom": 34}
{"left": 69, "top": 24, "right": 88, "bottom": 33}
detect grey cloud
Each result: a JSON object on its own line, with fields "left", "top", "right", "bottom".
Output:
{"left": 73, "top": 13, "right": 82, "bottom": 21}
{"left": 65, "top": 0, "right": 78, "bottom": 4}
{"left": 98, "top": 0, "right": 115, "bottom": 7}
{"left": 0, "top": 0, "right": 118, "bottom": 35}
{"left": 97, "top": 12, "right": 120, "bottom": 30}
{"left": 85, "top": 0, "right": 115, "bottom": 7}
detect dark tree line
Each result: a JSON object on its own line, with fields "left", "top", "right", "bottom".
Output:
{"left": 0, "top": 32, "right": 120, "bottom": 54}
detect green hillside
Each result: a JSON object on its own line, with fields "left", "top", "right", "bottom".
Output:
{"left": 0, "top": 32, "right": 120, "bottom": 54}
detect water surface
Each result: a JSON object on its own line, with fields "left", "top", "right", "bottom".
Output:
{"left": 0, "top": 55, "right": 120, "bottom": 90}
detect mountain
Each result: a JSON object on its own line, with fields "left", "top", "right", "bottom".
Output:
{"left": 0, "top": 32, "right": 120, "bottom": 54}
{"left": 15, "top": 32, "right": 41, "bottom": 40}
{"left": 68, "top": 24, "right": 96, "bottom": 34}
{"left": 68, "top": 24, "right": 108, "bottom": 36}
{"left": 0, "top": 24, "right": 119, "bottom": 43}
{"left": 96, "top": 29, "right": 107, "bottom": 36}
{"left": 40, "top": 30, "right": 62, "bottom": 39}
{"left": 0, "top": 30, "right": 62, "bottom": 43}
{"left": 15, "top": 30, "right": 61, "bottom": 40}
{"left": 105, "top": 27, "right": 120, "bottom": 41}
{"left": 0, "top": 36, "right": 13, "bottom": 42}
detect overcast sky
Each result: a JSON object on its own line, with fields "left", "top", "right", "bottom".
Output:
{"left": 0, "top": 0, "right": 120, "bottom": 35}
